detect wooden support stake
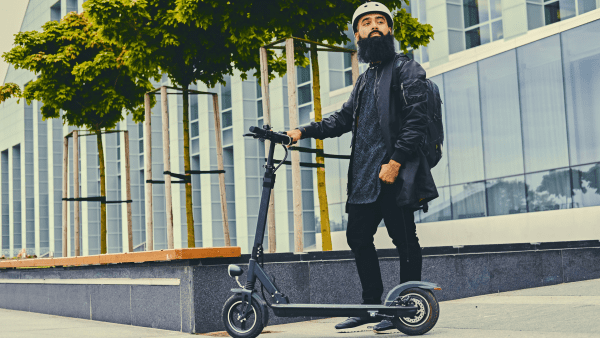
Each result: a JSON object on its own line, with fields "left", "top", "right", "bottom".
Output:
{"left": 62, "top": 137, "right": 68, "bottom": 257}
{"left": 260, "top": 47, "right": 277, "bottom": 253}
{"left": 286, "top": 38, "right": 304, "bottom": 253}
{"left": 351, "top": 52, "right": 359, "bottom": 85}
{"left": 73, "top": 131, "right": 80, "bottom": 256}
{"left": 161, "top": 86, "right": 174, "bottom": 250}
{"left": 124, "top": 131, "right": 133, "bottom": 252}
{"left": 144, "top": 93, "right": 153, "bottom": 251}
{"left": 212, "top": 94, "right": 230, "bottom": 247}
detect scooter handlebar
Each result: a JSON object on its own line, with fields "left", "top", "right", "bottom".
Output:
{"left": 247, "top": 126, "right": 294, "bottom": 146}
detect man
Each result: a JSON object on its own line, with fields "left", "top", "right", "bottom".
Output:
{"left": 286, "top": 2, "right": 438, "bottom": 333}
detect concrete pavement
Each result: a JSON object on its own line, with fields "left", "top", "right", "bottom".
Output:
{"left": 203, "top": 278, "right": 600, "bottom": 337}
{"left": 2, "top": 278, "right": 600, "bottom": 337}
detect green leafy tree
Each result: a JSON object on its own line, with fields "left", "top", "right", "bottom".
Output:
{"left": 0, "top": 12, "right": 155, "bottom": 254}
{"left": 180, "top": 0, "right": 434, "bottom": 251}
{"left": 85, "top": 0, "right": 252, "bottom": 247}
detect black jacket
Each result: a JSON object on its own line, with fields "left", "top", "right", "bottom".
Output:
{"left": 301, "top": 53, "right": 438, "bottom": 212}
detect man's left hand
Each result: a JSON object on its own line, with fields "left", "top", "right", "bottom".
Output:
{"left": 379, "top": 159, "right": 401, "bottom": 184}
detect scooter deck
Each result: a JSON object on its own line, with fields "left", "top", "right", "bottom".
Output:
{"left": 270, "top": 303, "right": 418, "bottom": 318}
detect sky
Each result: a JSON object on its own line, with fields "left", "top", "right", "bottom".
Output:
{"left": 0, "top": 1, "right": 29, "bottom": 84}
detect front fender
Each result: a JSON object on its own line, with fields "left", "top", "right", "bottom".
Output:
{"left": 230, "top": 288, "right": 270, "bottom": 327}
{"left": 384, "top": 282, "right": 441, "bottom": 306}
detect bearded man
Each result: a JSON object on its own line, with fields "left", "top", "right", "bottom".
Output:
{"left": 285, "top": 2, "right": 438, "bottom": 333}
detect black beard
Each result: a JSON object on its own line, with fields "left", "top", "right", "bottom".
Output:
{"left": 356, "top": 32, "right": 396, "bottom": 64}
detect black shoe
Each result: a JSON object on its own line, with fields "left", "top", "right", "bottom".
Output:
{"left": 373, "top": 320, "right": 395, "bottom": 333}
{"left": 335, "top": 316, "right": 379, "bottom": 330}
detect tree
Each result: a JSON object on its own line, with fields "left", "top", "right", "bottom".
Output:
{"left": 85, "top": 0, "right": 252, "bottom": 248}
{"left": 192, "top": 0, "right": 435, "bottom": 250}
{"left": 0, "top": 12, "right": 155, "bottom": 254}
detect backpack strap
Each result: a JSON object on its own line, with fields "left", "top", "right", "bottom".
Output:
{"left": 391, "top": 54, "right": 409, "bottom": 92}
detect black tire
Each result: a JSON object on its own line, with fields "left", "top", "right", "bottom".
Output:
{"left": 222, "top": 294, "right": 265, "bottom": 338}
{"left": 390, "top": 288, "right": 439, "bottom": 336}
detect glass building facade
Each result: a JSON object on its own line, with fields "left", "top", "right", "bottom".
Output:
{"left": 418, "top": 19, "right": 600, "bottom": 222}
{"left": 0, "top": 0, "right": 599, "bottom": 256}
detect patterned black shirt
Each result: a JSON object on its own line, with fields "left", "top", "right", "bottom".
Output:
{"left": 348, "top": 66, "right": 389, "bottom": 204}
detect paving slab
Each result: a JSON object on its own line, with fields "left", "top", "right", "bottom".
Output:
{"left": 0, "top": 308, "right": 189, "bottom": 338}
{"left": 199, "top": 279, "right": 600, "bottom": 338}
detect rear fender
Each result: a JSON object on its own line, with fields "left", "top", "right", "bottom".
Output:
{"left": 384, "top": 282, "right": 441, "bottom": 306}
{"left": 230, "top": 288, "right": 270, "bottom": 327}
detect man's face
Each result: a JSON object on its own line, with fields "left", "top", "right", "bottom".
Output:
{"left": 354, "top": 13, "right": 391, "bottom": 42}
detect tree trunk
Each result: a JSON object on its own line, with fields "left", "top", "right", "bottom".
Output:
{"left": 96, "top": 130, "right": 107, "bottom": 254}
{"left": 310, "top": 43, "right": 332, "bottom": 251}
{"left": 182, "top": 84, "right": 195, "bottom": 248}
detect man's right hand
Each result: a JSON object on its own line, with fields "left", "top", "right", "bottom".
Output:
{"left": 285, "top": 129, "right": 302, "bottom": 147}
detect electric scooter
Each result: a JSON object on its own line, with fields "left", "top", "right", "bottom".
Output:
{"left": 222, "top": 125, "right": 441, "bottom": 338}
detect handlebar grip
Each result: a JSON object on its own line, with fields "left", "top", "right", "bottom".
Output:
{"left": 248, "top": 126, "right": 292, "bottom": 145}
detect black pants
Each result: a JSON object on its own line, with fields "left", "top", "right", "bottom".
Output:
{"left": 346, "top": 184, "right": 422, "bottom": 305}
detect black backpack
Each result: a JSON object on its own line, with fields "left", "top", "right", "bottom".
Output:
{"left": 392, "top": 56, "right": 444, "bottom": 169}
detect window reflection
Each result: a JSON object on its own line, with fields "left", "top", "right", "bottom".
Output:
{"left": 572, "top": 163, "right": 600, "bottom": 208}
{"left": 525, "top": 169, "right": 572, "bottom": 212}
{"left": 486, "top": 176, "right": 527, "bottom": 216}
{"left": 517, "top": 35, "right": 569, "bottom": 173}
{"left": 561, "top": 20, "right": 600, "bottom": 166}
{"left": 444, "top": 64, "right": 485, "bottom": 185}
{"left": 479, "top": 50, "right": 524, "bottom": 179}
{"left": 451, "top": 182, "right": 486, "bottom": 219}
{"left": 421, "top": 187, "right": 452, "bottom": 222}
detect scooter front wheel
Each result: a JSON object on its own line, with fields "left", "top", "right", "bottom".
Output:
{"left": 391, "top": 287, "right": 439, "bottom": 336}
{"left": 222, "top": 294, "right": 265, "bottom": 338}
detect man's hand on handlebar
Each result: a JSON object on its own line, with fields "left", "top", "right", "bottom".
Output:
{"left": 285, "top": 129, "right": 302, "bottom": 147}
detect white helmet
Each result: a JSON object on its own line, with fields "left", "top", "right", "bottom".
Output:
{"left": 352, "top": 2, "right": 393, "bottom": 33}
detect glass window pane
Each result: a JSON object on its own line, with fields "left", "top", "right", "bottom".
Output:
{"left": 222, "top": 111, "right": 232, "bottom": 128}
{"left": 464, "top": 0, "right": 483, "bottom": 28}
{"left": 421, "top": 187, "right": 452, "bottom": 222}
{"left": 449, "top": 30, "right": 465, "bottom": 54}
{"left": 526, "top": 169, "right": 572, "bottom": 212}
{"left": 447, "top": 4, "right": 463, "bottom": 29}
{"left": 558, "top": 0, "right": 576, "bottom": 20}
{"left": 257, "top": 100, "right": 263, "bottom": 118}
{"left": 191, "top": 121, "right": 199, "bottom": 138}
{"left": 190, "top": 94, "right": 198, "bottom": 121}
{"left": 221, "top": 77, "right": 232, "bottom": 110}
{"left": 517, "top": 35, "right": 569, "bottom": 173}
{"left": 490, "top": 0, "right": 502, "bottom": 19}
{"left": 297, "top": 65, "right": 311, "bottom": 84}
{"left": 544, "top": 1, "right": 560, "bottom": 25}
{"left": 451, "top": 182, "right": 487, "bottom": 219}
{"left": 298, "top": 84, "right": 312, "bottom": 105}
{"left": 486, "top": 176, "right": 527, "bottom": 216}
{"left": 578, "top": 0, "right": 596, "bottom": 13}
{"left": 344, "top": 70, "right": 353, "bottom": 87}
{"left": 479, "top": 50, "right": 524, "bottom": 179}
{"left": 480, "top": 23, "right": 491, "bottom": 45}
{"left": 561, "top": 20, "right": 600, "bottom": 166}
{"left": 329, "top": 70, "right": 344, "bottom": 91}
{"left": 465, "top": 26, "right": 481, "bottom": 49}
{"left": 429, "top": 75, "right": 449, "bottom": 186}
{"left": 572, "top": 163, "right": 600, "bottom": 208}
{"left": 344, "top": 52, "right": 352, "bottom": 69}
{"left": 255, "top": 80, "right": 262, "bottom": 99}
{"left": 421, "top": 46, "right": 429, "bottom": 63}
{"left": 329, "top": 52, "right": 342, "bottom": 71}
{"left": 527, "top": 4, "right": 544, "bottom": 30}
{"left": 492, "top": 20, "right": 503, "bottom": 41}
{"left": 299, "top": 105, "right": 313, "bottom": 126}
{"left": 444, "top": 64, "right": 485, "bottom": 184}
{"left": 418, "top": 0, "right": 427, "bottom": 22}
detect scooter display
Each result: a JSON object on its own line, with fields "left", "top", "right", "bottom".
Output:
{"left": 221, "top": 125, "right": 441, "bottom": 338}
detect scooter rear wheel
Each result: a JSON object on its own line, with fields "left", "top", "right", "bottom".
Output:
{"left": 222, "top": 294, "right": 265, "bottom": 338}
{"left": 390, "top": 287, "right": 439, "bottom": 336}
